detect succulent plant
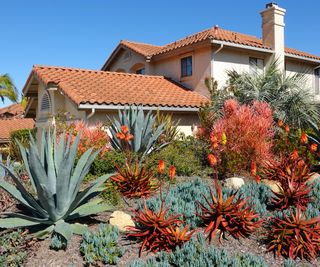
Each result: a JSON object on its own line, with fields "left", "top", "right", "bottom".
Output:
{"left": 108, "top": 106, "right": 166, "bottom": 160}
{"left": 0, "top": 130, "right": 112, "bottom": 244}
{"left": 0, "top": 154, "right": 13, "bottom": 180}
{"left": 196, "top": 180, "right": 263, "bottom": 242}
{"left": 111, "top": 160, "right": 159, "bottom": 198}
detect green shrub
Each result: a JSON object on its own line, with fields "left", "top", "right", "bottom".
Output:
{"left": 129, "top": 233, "right": 267, "bottom": 267}
{"left": 148, "top": 137, "right": 210, "bottom": 177}
{"left": 0, "top": 230, "right": 28, "bottom": 267}
{"left": 80, "top": 224, "right": 125, "bottom": 265}
{"left": 9, "top": 128, "right": 36, "bottom": 161}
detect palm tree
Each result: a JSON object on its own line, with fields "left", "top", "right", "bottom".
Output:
{"left": 0, "top": 74, "right": 18, "bottom": 103}
{"left": 226, "top": 59, "right": 320, "bottom": 129}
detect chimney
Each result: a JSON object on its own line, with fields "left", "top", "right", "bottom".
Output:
{"left": 260, "top": 3, "right": 286, "bottom": 70}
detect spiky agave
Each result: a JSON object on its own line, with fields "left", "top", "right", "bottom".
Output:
{"left": 0, "top": 130, "right": 112, "bottom": 243}
{"left": 196, "top": 180, "right": 262, "bottom": 242}
{"left": 267, "top": 208, "right": 320, "bottom": 260}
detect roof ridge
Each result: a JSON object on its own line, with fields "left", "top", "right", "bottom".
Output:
{"left": 33, "top": 65, "right": 167, "bottom": 79}
{"left": 121, "top": 40, "right": 163, "bottom": 48}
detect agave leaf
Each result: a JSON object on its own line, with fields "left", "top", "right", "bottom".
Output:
{"left": 0, "top": 162, "right": 48, "bottom": 218}
{"left": 0, "top": 214, "right": 46, "bottom": 228}
{"left": 54, "top": 220, "right": 73, "bottom": 241}
{"left": 68, "top": 199, "right": 112, "bottom": 220}
{"left": 46, "top": 130, "right": 57, "bottom": 194}
{"left": 70, "top": 223, "right": 88, "bottom": 235}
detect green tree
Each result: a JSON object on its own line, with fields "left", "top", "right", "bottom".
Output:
{"left": 0, "top": 74, "right": 18, "bottom": 103}
{"left": 226, "top": 59, "right": 320, "bottom": 129}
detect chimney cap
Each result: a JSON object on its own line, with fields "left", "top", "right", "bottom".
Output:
{"left": 266, "top": 2, "right": 278, "bottom": 8}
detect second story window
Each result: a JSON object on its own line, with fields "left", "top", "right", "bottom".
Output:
{"left": 181, "top": 56, "right": 192, "bottom": 77}
{"left": 315, "top": 68, "right": 320, "bottom": 95}
{"left": 136, "top": 68, "right": 145, "bottom": 75}
{"left": 249, "top": 57, "right": 264, "bottom": 73}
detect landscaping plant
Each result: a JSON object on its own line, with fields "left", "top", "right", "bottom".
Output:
{"left": 196, "top": 180, "right": 263, "bottom": 241}
{"left": 0, "top": 130, "right": 112, "bottom": 245}
{"left": 267, "top": 208, "right": 320, "bottom": 260}
{"left": 108, "top": 105, "right": 166, "bottom": 160}
{"left": 80, "top": 224, "right": 125, "bottom": 265}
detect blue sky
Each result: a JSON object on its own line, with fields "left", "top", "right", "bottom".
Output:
{"left": 1, "top": 0, "right": 319, "bottom": 107}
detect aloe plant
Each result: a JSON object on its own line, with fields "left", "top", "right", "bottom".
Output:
{"left": 0, "top": 130, "right": 112, "bottom": 243}
{"left": 108, "top": 106, "right": 166, "bottom": 160}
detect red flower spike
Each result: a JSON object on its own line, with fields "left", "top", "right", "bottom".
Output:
{"left": 285, "top": 124, "right": 290, "bottom": 133}
{"left": 277, "top": 120, "right": 284, "bottom": 127}
{"left": 310, "top": 143, "right": 318, "bottom": 152}
{"left": 169, "top": 166, "right": 176, "bottom": 180}
{"left": 207, "top": 154, "right": 218, "bottom": 167}
{"left": 121, "top": 125, "right": 129, "bottom": 134}
{"left": 157, "top": 160, "right": 165, "bottom": 174}
{"left": 300, "top": 133, "right": 308, "bottom": 145}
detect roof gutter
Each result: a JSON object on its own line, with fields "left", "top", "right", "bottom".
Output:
{"left": 78, "top": 104, "right": 200, "bottom": 112}
{"left": 285, "top": 53, "right": 320, "bottom": 64}
{"left": 210, "top": 40, "right": 274, "bottom": 54}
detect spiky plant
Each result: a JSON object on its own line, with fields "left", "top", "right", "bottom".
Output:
{"left": 108, "top": 106, "right": 166, "bottom": 160}
{"left": 0, "top": 130, "right": 112, "bottom": 244}
{"left": 0, "top": 154, "right": 14, "bottom": 211}
{"left": 196, "top": 180, "right": 262, "bottom": 242}
{"left": 267, "top": 208, "right": 320, "bottom": 260}
{"left": 127, "top": 201, "right": 188, "bottom": 255}
{"left": 111, "top": 161, "right": 159, "bottom": 198}
{"left": 226, "top": 59, "right": 320, "bottom": 129}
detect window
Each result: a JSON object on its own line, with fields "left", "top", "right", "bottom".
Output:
{"left": 136, "top": 68, "right": 145, "bottom": 75}
{"left": 249, "top": 57, "right": 264, "bottom": 73}
{"left": 315, "top": 68, "right": 320, "bottom": 95}
{"left": 181, "top": 56, "right": 192, "bottom": 77}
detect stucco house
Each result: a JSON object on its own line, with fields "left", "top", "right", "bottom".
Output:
{"left": 23, "top": 3, "right": 320, "bottom": 136}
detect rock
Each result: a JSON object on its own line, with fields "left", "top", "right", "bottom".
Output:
{"left": 309, "top": 172, "right": 320, "bottom": 183}
{"left": 109, "top": 211, "right": 135, "bottom": 232}
{"left": 223, "top": 177, "right": 245, "bottom": 190}
{"left": 261, "top": 179, "right": 282, "bottom": 193}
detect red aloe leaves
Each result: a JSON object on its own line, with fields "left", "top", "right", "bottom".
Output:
{"left": 268, "top": 209, "right": 320, "bottom": 260}
{"left": 127, "top": 201, "right": 193, "bottom": 256}
{"left": 111, "top": 160, "right": 159, "bottom": 198}
{"left": 196, "top": 181, "right": 262, "bottom": 242}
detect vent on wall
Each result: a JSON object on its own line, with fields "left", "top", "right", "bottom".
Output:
{"left": 40, "top": 92, "right": 52, "bottom": 112}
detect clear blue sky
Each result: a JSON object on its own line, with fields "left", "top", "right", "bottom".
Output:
{"left": 1, "top": 0, "right": 319, "bottom": 107}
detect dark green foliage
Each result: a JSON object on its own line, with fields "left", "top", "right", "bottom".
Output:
{"left": 0, "top": 230, "right": 28, "bottom": 267}
{"left": 101, "top": 180, "right": 124, "bottom": 207}
{"left": 9, "top": 128, "right": 36, "bottom": 161}
{"left": 89, "top": 150, "right": 126, "bottom": 177}
{"left": 80, "top": 224, "right": 125, "bottom": 265}
{"left": 129, "top": 233, "right": 267, "bottom": 267}
{"left": 148, "top": 137, "right": 210, "bottom": 177}
{"left": 50, "top": 233, "right": 68, "bottom": 251}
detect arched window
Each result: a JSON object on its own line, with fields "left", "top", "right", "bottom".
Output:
{"left": 40, "top": 91, "right": 52, "bottom": 112}
{"left": 130, "top": 63, "right": 145, "bottom": 75}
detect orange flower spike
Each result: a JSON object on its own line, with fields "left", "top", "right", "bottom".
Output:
{"left": 285, "top": 124, "right": 290, "bottom": 133}
{"left": 310, "top": 143, "right": 318, "bottom": 152}
{"left": 120, "top": 125, "right": 129, "bottom": 134}
{"left": 255, "top": 175, "right": 261, "bottom": 183}
{"left": 169, "top": 166, "right": 176, "bottom": 180}
{"left": 116, "top": 132, "right": 125, "bottom": 140}
{"left": 158, "top": 160, "right": 165, "bottom": 174}
{"left": 207, "top": 154, "right": 217, "bottom": 167}
{"left": 300, "top": 133, "right": 308, "bottom": 145}
{"left": 125, "top": 133, "right": 134, "bottom": 141}
{"left": 277, "top": 120, "right": 283, "bottom": 127}
{"left": 250, "top": 162, "right": 257, "bottom": 176}
{"left": 290, "top": 149, "right": 299, "bottom": 160}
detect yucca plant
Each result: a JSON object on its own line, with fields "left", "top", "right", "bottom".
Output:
{"left": 0, "top": 130, "right": 112, "bottom": 244}
{"left": 108, "top": 106, "right": 166, "bottom": 160}
{"left": 111, "top": 160, "right": 159, "bottom": 198}
{"left": 267, "top": 208, "right": 320, "bottom": 260}
{"left": 127, "top": 201, "right": 193, "bottom": 255}
{"left": 196, "top": 180, "right": 262, "bottom": 242}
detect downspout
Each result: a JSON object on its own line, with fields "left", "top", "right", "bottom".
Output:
{"left": 210, "top": 41, "right": 224, "bottom": 78}
{"left": 86, "top": 108, "right": 95, "bottom": 120}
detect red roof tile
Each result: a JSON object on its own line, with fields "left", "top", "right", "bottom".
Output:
{"left": 0, "top": 118, "right": 34, "bottom": 143}
{"left": 29, "top": 65, "right": 208, "bottom": 108}
{"left": 119, "top": 26, "right": 320, "bottom": 61}
{"left": 0, "top": 103, "right": 25, "bottom": 119}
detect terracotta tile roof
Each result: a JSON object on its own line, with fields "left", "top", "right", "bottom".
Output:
{"left": 0, "top": 118, "right": 34, "bottom": 143}
{"left": 29, "top": 65, "right": 208, "bottom": 108}
{"left": 120, "top": 26, "right": 320, "bottom": 61}
{"left": 0, "top": 103, "right": 25, "bottom": 119}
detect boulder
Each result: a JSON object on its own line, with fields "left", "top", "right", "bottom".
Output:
{"left": 109, "top": 211, "right": 135, "bottom": 232}
{"left": 261, "top": 179, "right": 282, "bottom": 193}
{"left": 223, "top": 177, "right": 245, "bottom": 190}
{"left": 309, "top": 172, "right": 320, "bottom": 183}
